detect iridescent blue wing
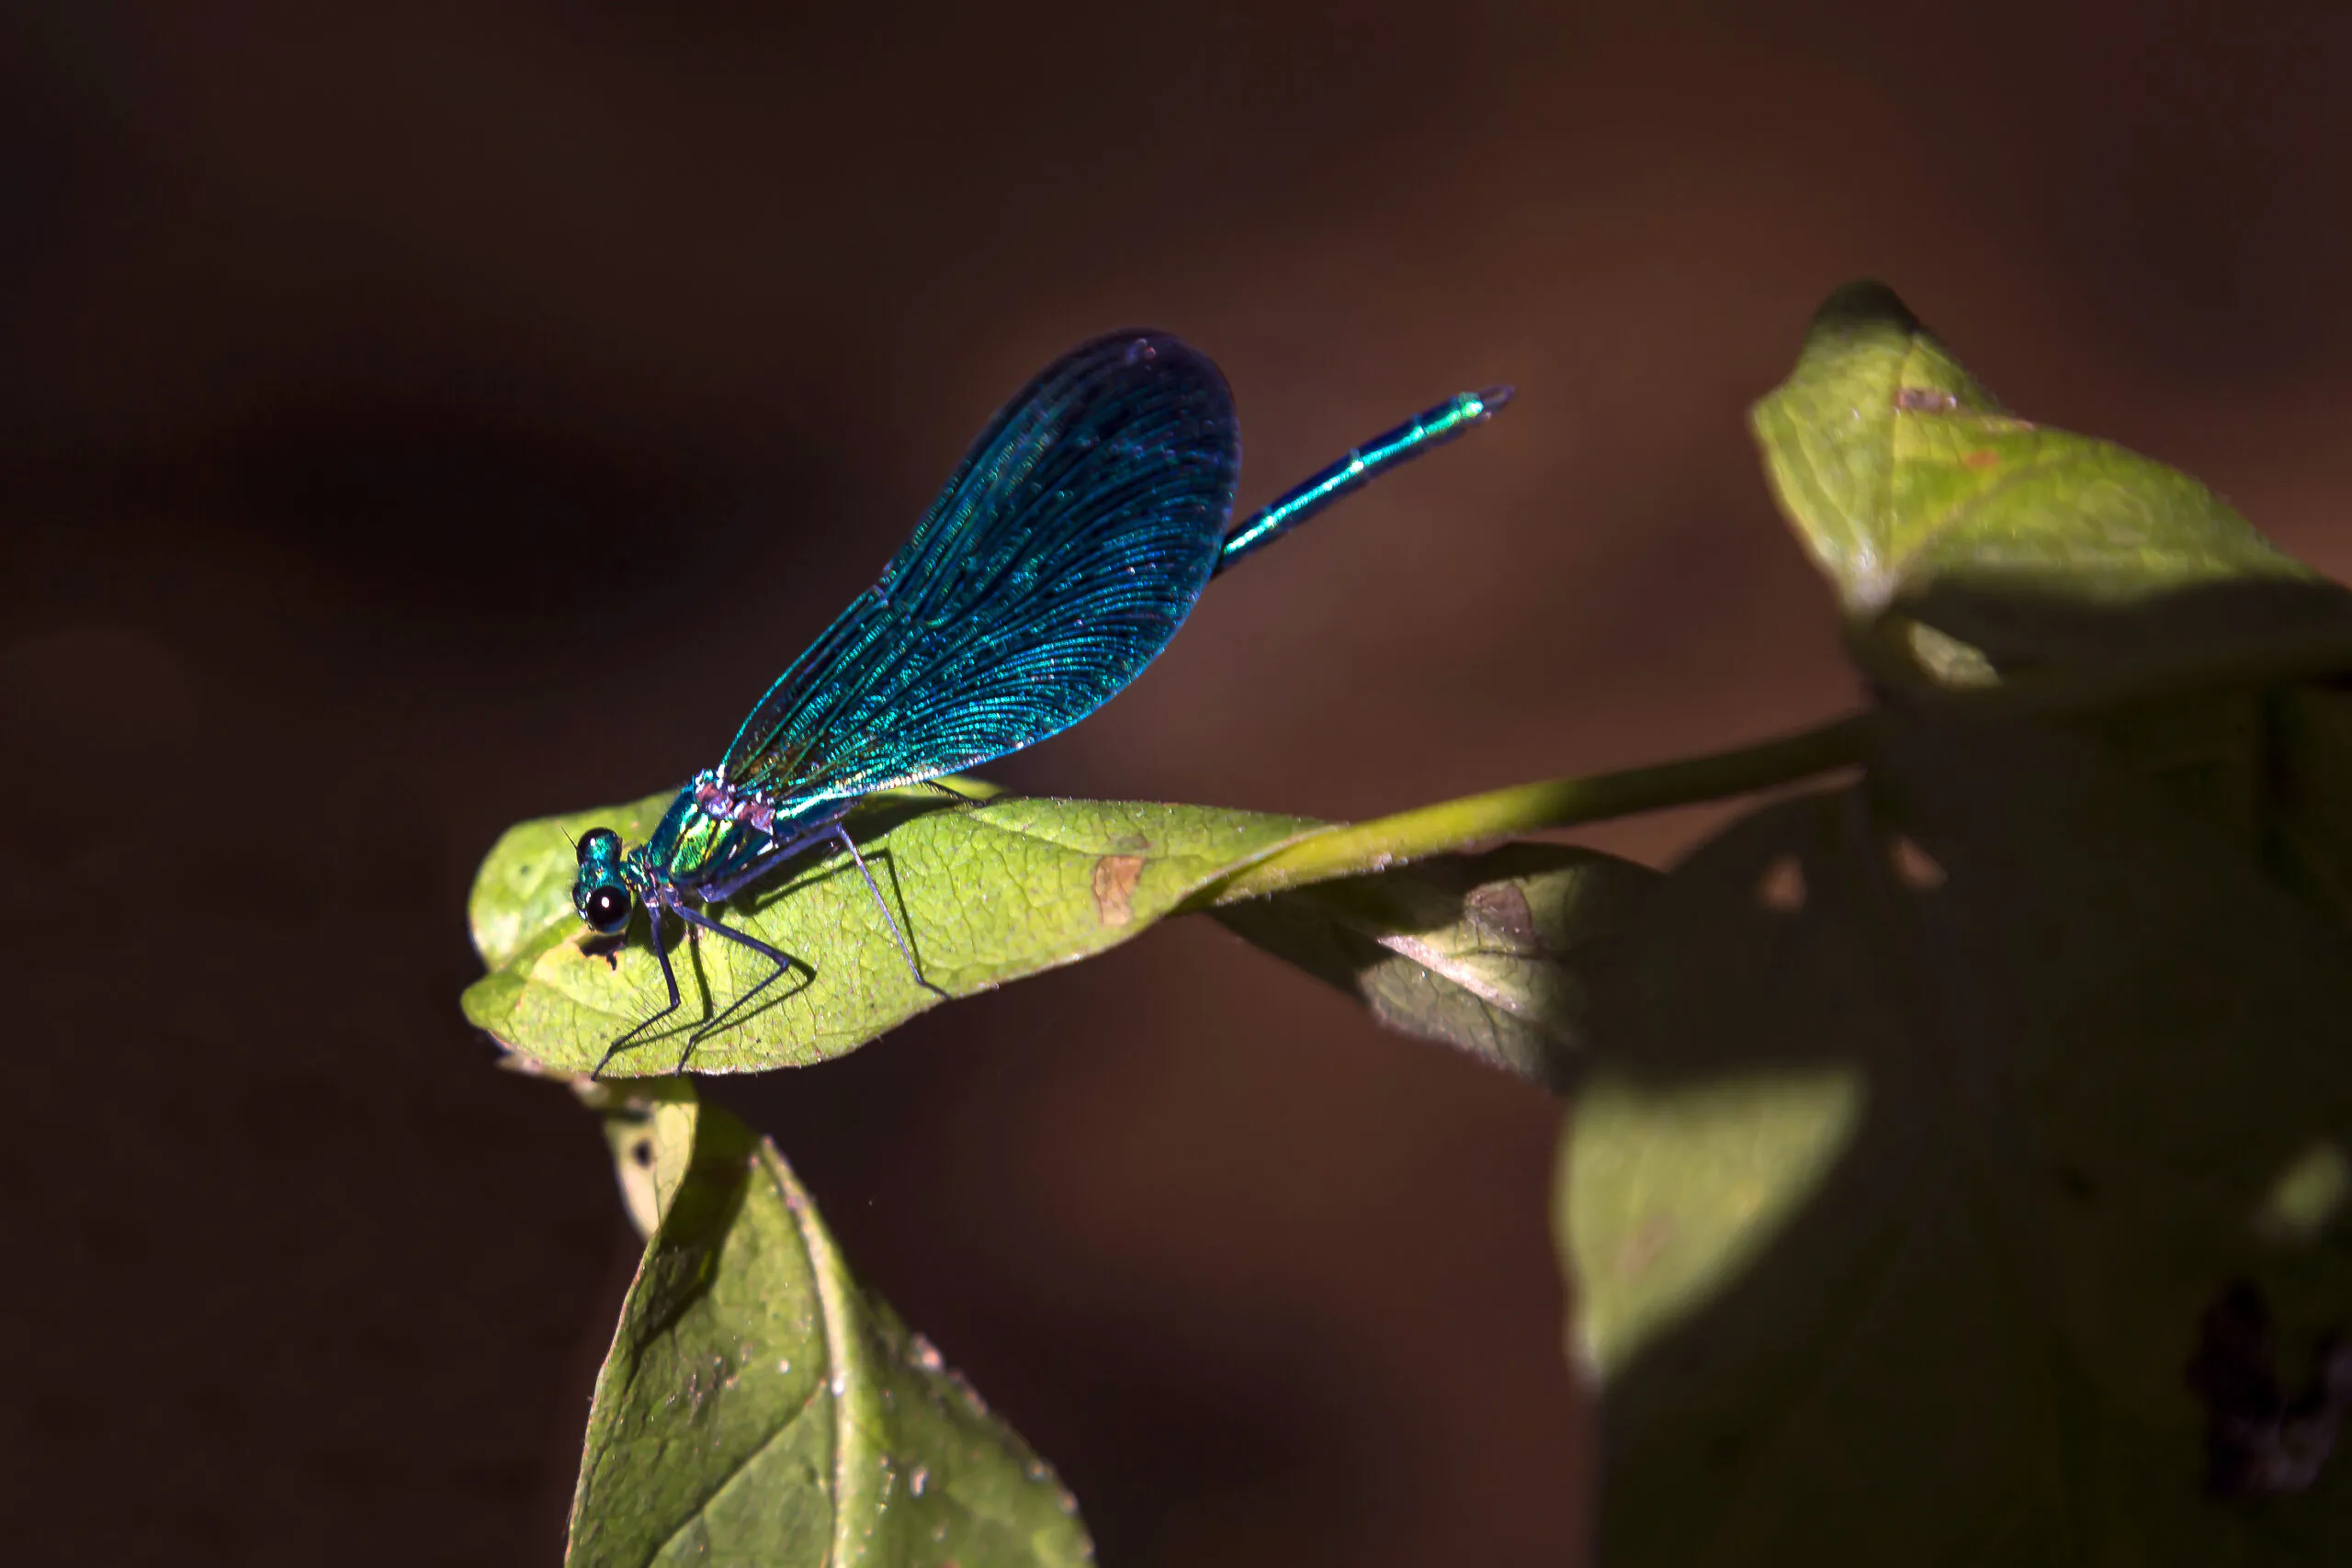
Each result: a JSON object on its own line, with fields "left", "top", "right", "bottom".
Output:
{"left": 719, "top": 332, "right": 1240, "bottom": 803}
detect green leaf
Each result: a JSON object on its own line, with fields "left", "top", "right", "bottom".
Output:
{"left": 1750, "top": 281, "right": 2343, "bottom": 690}
{"left": 1215, "top": 842, "right": 1658, "bottom": 1090}
{"left": 1560, "top": 716, "right": 2352, "bottom": 1562}
{"left": 1748, "top": 280, "right": 2352, "bottom": 931}
{"left": 469, "top": 792, "right": 674, "bottom": 974}
{"left": 577, "top": 1077, "right": 700, "bottom": 1239}
{"left": 1565, "top": 1067, "right": 1865, "bottom": 1388}
{"left": 464, "top": 788, "right": 1319, "bottom": 1077}
{"left": 568, "top": 1083, "right": 1092, "bottom": 1568}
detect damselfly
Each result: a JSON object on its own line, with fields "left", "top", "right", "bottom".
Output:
{"left": 574, "top": 332, "right": 1508, "bottom": 1074}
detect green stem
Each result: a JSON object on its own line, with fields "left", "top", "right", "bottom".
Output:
{"left": 1204, "top": 711, "right": 1879, "bottom": 904}
{"left": 1200, "top": 624, "right": 2352, "bottom": 906}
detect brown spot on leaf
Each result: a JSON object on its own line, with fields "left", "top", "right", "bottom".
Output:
{"left": 1464, "top": 880, "right": 1539, "bottom": 950}
{"left": 2187, "top": 1279, "right": 2352, "bottom": 1497}
{"left": 1894, "top": 386, "right": 1960, "bottom": 412}
{"left": 1616, "top": 1217, "right": 1673, "bottom": 1280}
{"left": 1962, "top": 448, "right": 2000, "bottom": 470}
{"left": 1756, "top": 854, "right": 1806, "bottom": 912}
{"left": 1091, "top": 853, "right": 1147, "bottom": 927}
{"left": 1888, "top": 834, "right": 1946, "bottom": 889}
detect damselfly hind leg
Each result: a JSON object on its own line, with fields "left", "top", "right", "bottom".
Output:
{"left": 835, "top": 825, "right": 949, "bottom": 1000}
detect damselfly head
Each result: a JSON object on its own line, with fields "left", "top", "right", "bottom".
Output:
{"left": 573, "top": 828, "right": 635, "bottom": 935}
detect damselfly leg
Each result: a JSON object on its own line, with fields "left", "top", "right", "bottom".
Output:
{"left": 671, "top": 900, "right": 805, "bottom": 1068}
{"left": 592, "top": 901, "right": 685, "bottom": 1079}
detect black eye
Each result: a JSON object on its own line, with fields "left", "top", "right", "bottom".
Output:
{"left": 583, "top": 884, "right": 632, "bottom": 934}
{"left": 578, "top": 828, "right": 622, "bottom": 865}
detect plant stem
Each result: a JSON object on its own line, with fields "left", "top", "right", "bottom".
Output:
{"left": 1201, "top": 624, "right": 2352, "bottom": 906}
{"left": 1204, "top": 711, "right": 1879, "bottom": 903}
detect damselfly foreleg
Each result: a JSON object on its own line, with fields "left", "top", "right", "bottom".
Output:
{"left": 592, "top": 900, "right": 685, "bottom": 1079}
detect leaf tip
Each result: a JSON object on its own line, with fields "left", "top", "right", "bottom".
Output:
{"left": 1805, "top": 278, "right": 1922, "bottom": 343}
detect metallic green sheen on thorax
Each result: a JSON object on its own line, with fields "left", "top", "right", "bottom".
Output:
{"left": 638, "top": 791, "right": 756, "bottom": 889}
{"left": 636, "top": 786, "right": 842, "bottom": 891}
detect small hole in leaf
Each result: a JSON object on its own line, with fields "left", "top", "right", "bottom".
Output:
{"left": 2186, "top": 1278, "right": 2352, "bottom": 1497}
{"left": 1756, "top": 855, "right": 1805, "bottom": 912}
{"left": 1889, "top": 835, "right": 1945, "bottom": 890}
{"left": 632, "top": 1139, "right": 655, "bottom": 1168}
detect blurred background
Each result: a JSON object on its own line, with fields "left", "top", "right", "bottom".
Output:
{"left": 7, "top": 3, "right": 2352, "bottom": 1563}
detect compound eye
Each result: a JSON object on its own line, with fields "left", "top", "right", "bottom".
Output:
{"left": 578, "top": 828, "right": 623, "bottom": 865}
{"left": 582, "top": 883, "right": 632, "bottom": 934}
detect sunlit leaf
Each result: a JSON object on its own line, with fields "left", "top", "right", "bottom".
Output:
{"left": 469, "top": 793, "right": 672, "bottom": 974}
{"left": 464, "top": 787, "right": 1319, "bottom": 1077}
{"left": 1750, "top": 281, "right": 2344, "bottom": 691}
{"left": 1752, "top": 280, "right": 2352, "bottom": 934}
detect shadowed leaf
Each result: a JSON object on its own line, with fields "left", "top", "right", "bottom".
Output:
{"left": 2269, "top": 682, "right": 2352, "bottom": 931}
{"left": 567, "top": 1083, "right": 1091, "bottom": 1568}
{"left": 1215, "top": 842, "right": 1657, "bottom": 1090}
{"left": 1560, "top": 718, "right": 2352, "bottom": 1562}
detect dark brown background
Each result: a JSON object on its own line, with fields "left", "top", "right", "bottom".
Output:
{"left": 6, "top": 4, "right": 2352, "bottom": 1564}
